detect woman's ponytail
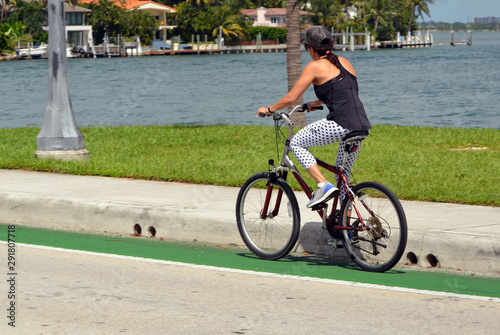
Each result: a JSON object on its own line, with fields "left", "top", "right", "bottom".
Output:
{"left": 315, "top": 46, "right": 340, "bottom": 68}
{"left": 326, "top": 50, "right": 340, "bottom": 68}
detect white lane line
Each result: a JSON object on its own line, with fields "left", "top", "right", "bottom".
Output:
{"left": 3, "top": 241, "right": 500, "bottom": 303}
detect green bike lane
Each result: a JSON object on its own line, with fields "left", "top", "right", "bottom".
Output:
{"left": 3, "top": 223, "right": 500, "bottom": 300}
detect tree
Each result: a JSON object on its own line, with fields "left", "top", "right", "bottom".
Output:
{"left": 407, "top": 0, "right": 433, "bottom": 34}
{"left": 185, "top": 0, "right": 213, "bottom": 7}
{"left": 308, "top": 0, "right": 343, "bottom": 28}
{"left": 174, "top": 2, "right": 208, "bottom": 40}
{"left": 247, "top": 26, "right": 287, "bottom": 42}
{"left": 0, "top": 21, "right": 25, "bottom": 52}
{"left": 264, "top": 0, "right": 286, "bottom": 8}
{"left": 83, "top": 0, "right": 127, "bottom": 44}
{"left": 365, "top": 0, "right": 393, "bottom": 34}
{"left": 125, "top": 9, "right": 158, "bottom": 45}
{"left": 286, "top": 0, "right": 305, "bottom": 127}
{"left": 0, "top": 24, "right": 9, "bottom": 52}
{"left": 1, "top": 0, "right": 16, "bottom": 21}
{"left": 82, "top": 0, "right": 157, "bottom": 45}
{"left": 2, "top": 0, "right": 47, "bottom": 42}
{"left": 210, "top": 6, "right": 247, "bottom": 40}
{"left": 175, "top": 1, "right": 248, "bottom": 42}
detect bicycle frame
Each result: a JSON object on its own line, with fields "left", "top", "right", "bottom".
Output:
{"left": 262, "top": 106, "right": 370, "bottom": 233}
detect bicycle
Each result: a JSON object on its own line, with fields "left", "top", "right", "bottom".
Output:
{"left": 235, "top": 104, "right": 408, "bottom": 272}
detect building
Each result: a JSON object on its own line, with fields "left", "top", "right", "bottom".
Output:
{"left": 79, "top": 0, "right": 177, "bottom": 44}
{"left": 474, "top": 16, "right": 500, "bottom": 24}
{"left": 240, "top": 7, "right": 313, "bottom": 27}
{"left": 113, "top": 0, "right": 176, "bottom": 43}
{"left": 38, "top": 3, "right": 94, "bottom": 57}
{"left": 6, "top": 1, "right": 93, "bottom": 57}
{"left": 64, "top": 4, "right": 94, "bottom": 55}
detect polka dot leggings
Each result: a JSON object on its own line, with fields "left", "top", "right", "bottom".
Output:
{"left": 290, "top": 118, "right": 363, "bottom": 203}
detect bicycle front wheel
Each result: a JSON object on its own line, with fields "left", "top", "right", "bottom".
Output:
{"left": 236, "top": 172, "right": 300, "bottom": 260}
{"left": 340, "top": 181, "right": 407, "bottom": 272}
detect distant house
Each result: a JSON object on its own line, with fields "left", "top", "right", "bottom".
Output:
{"left": 240, "top": 7, "right": 313, "bottom": 27}
{"left": 79, "top": 0, "right": 177, "bottom": 43}
{"left": 64, "top": 4, "right": 93, "bottom": 53}
{"left": 39, "top": 3, "right": 94, "bottom": 57}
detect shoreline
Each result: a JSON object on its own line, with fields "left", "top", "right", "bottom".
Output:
{"left": 1, "top": 123, "right": 499, "bottom": 131}
{"left": 0, "top": 54, "right": 18, "bottom": 61}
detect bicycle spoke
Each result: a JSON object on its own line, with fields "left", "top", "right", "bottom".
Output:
{"left": 339, "top": 182, "right": 407, "bottom": 272}
{"left": 236, "top": 173, "right": 300, "bottom": 260}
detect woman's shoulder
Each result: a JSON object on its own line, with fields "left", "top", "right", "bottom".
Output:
{"left": 338, "top": 56, "right": 349, "bottom": 64}
{"left": 303, "top": 58, "right": 329, "bottom": 77}
{"left": 338, "top": 57, "right": 357, "bottom": 77}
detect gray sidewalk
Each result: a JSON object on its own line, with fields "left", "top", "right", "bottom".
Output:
{"left": 1, "top": 169, "right": 499, "bottom": 275}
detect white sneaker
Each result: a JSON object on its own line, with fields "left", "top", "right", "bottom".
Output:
{"left": 306, "top": 182, "right": 339, "bottom": 208}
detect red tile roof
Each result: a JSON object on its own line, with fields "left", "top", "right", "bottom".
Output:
{"left": 78, "top": 0, "right": 175, "bottom": 12}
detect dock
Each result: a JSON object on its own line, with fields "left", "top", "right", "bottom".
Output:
{"left": 331, "top": 29, "right": 373, "bottom": 51}
{"left": 378, "top": 31, "right": 433, "bottom": 49}
{"left": 4, "top": 29, "right": 457, "bottom": 61}
{"left": 451, "top": 30, "right": 472, "bottom": 46}
{"left": 431, "top": 31, "right": 472, "bottom": 47}
{"left": 150, "top": 45, "right": 287, "bottom": 55}
{"left": 151, "top": 49, "right": 220, "bottom": 56}
{"left": 220, "top": 38, "right": 286, "bottom": 53}
{"left": 149, "top": 37, "right": 287, "bottom": 55}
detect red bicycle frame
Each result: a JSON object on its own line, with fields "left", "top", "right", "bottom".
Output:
{"left": 260, "top": 162, "right": 357, "bottom": 231}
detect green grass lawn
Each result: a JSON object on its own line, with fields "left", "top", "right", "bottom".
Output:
{"left": 0, "top": 125, "right": 498, "bottom": 206}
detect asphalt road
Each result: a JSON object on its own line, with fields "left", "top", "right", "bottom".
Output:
{"left": 2, "top": 241, "right": 500, "bottom": 334}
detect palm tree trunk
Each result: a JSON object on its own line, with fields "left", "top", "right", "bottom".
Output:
{"left": 408, "top": 5, "right": 416, "bottom": 35}
{"left": 286, "top": 0, "right": 305, "bottom": 127}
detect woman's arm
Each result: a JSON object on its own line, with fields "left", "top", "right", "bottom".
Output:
{"left": 257, "top": 62, "right": 318, "bottom": 117}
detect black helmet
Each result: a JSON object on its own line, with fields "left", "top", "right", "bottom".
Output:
{"left": 305, "top": 26, "right": 333, "bottom": 49}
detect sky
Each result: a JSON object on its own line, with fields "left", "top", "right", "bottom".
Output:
{"left": 423, "top": 0, "right": 500, "bottom": 23}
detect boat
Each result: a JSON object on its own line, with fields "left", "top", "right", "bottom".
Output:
{"left": 18, "top": 42, "right": 48, "bottom": 58}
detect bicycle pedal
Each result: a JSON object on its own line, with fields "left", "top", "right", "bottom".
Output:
{"left": 310, "top": 203, "right": 328, "bottom": 211}
{"left": 327, "top": 238, "right": 343, "bottom": 250}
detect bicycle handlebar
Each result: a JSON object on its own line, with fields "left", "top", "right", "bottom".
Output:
{"left": 275, "top": 104, "right": 323, "bottom": 120}
{"left": 262, "top": 103, "right": 323, "bottom": 120}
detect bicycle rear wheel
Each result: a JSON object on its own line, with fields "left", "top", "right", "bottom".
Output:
{"left": 340, "top": 181, "right": 407, "bottom": 272}
{"left": 236, "top": 172, "right": 300, "bottom": 260}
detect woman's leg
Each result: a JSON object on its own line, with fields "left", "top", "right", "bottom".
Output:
{"left": 335, "top": 140, "right": 363, "bottom": 203}
{"left": 290, "top": 119, "right": 350, "bottom": 177}
{"left": 306, "top": 165, "right": 327, "bottom": 184}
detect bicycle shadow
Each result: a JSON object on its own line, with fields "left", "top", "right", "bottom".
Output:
{"left": 237, "top": 221, "right": 406, "bottom": 275}
{"left": 236, "top": 250, "right": 405, "bottom": 275}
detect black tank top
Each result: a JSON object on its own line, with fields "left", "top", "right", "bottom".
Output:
{"left": 313, "top": 62, "right": 371, "bottom": 131}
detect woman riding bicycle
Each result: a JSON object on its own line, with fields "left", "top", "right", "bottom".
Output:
{"left": 257, "top": 26, "right": 371, "bottom": 208}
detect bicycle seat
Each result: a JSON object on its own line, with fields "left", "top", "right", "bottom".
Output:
{"left": 343, "top": 130, "right": 369, "bottom": 143}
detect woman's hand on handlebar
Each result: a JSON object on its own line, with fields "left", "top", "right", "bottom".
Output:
{"left": 305, "top": 100, "right": 324, "bottom": 112}
{"left": 257, "top": 106, "right": 272, "bottom": 118}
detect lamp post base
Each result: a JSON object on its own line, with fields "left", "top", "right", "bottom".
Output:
{"left": 35, "top": 149, "right": 89, "bottom": 162}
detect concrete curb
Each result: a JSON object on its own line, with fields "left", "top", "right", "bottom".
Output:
{"left": 0, "top": 170, "right": 499, "bottom": 275}
{"left": 2, "top": 193, "right": 499, "bottom": 275}
{"left": 0, "top": 193, "right": 242, "bottom": 245}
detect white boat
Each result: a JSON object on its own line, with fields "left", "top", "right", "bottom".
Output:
{"left": 18, "top": 42, "right": 48, "bottom": 58}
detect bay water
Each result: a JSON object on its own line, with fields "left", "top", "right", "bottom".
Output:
{"left": 1, "top": 31, "right": 499, "bottom": 129}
